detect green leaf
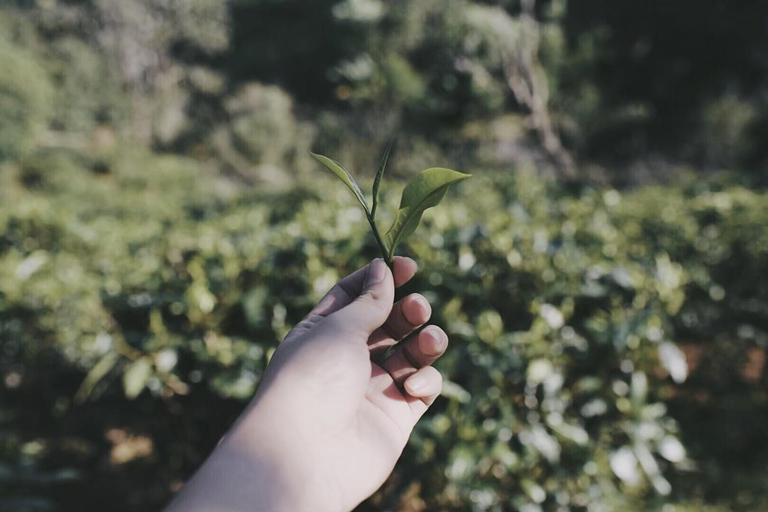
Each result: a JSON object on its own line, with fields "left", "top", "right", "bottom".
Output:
{"left": 74, "top": 352, "right": 119, "bottom": 404}
{"left": 309, "top": 151, "right": 370, "bottom": 214}
{"left": 384, "top": 167, "right": 471, "bottom": 258}
{"left": 123, "top": 358, "right": 152, "bottom": 400}
{"left": 371, "top": 137, "right": 395, "bottom": 219}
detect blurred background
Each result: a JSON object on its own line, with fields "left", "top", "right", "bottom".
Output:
{"left": 1, "top": 1, "right": 767, "bottom": 511}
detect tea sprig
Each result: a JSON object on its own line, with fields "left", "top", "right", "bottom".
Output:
{"left": 310, "top": 140, "right": 471, "bottom": 266}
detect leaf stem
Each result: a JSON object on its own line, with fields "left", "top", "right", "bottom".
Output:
{"left": 366, "top": 214, "right": 392, "bottom": 268}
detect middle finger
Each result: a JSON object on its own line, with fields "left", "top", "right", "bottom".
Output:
{"left": 367, "top": 293, "right": 431, "bottom": 354}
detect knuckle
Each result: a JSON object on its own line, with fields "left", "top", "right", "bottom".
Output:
{"left": 359, "top": 291, "right": 392, "bottom": 315}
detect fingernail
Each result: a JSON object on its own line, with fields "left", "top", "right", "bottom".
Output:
{"left": 365, "top": 259, "right": 386, "bottom": 288}
{"left": 413, "top": 295, "right": 429, "bottom": 312}
{"left": 407, "top": 295, "right": 430, "bottom": 324}
{"left": 406, "top": 374, "right": 427, "bottom": 395}
{"left": 421, "top": 326, "right": 446, "bottom": 355}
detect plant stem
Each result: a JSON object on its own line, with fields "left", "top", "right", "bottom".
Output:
{"left": 366, "top": 214, "right": 392, "bottom": 269}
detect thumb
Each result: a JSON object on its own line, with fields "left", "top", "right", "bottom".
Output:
{"left": 331, "top": 259, "right": 394, "bottom": 336}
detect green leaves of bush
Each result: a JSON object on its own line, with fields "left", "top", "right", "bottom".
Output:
{"left": 123, "top": 358, "right": 152, "bottom": 400}
{"left": 310, "top": 142, "right": 471, "bottom": 263}
{"left": 4, "top": 146, "right": 767, "bottom": 511}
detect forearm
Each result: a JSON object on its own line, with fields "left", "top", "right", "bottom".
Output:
{"left": 165, "top": 404, "right": 339, "bottom": 512}
{"left": 164, "top": 426, "right": 285, "bottom": 512}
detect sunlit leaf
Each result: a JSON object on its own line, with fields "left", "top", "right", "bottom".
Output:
{"left": 445, "top": 445, "right": 477, "bottom": 481}
{"left": 384, "top": 167, "right": 471, "bottom": 258}
{"left": 581, "top": 398, "right": 608, "bottom": 418}
{"left": 658, "top": 436, "right": 686, "bottom": 463}
{"left": 634, "top": 441, "right": 671, "bottom": 495}
{"left": 441, "top": 379, "right": 471, "bottom": 403}
{"left": 74, "top": 352, "right": 119, "bottom": 404}
{"left": 477, "top": 309, "right": 503, "bottom": 343}
{"left": 123, "top": 358, "right": 152, "bottom": 400}
{"left": 539, "top": 303, "right": 564, "bottom": 330}
{"left": 521, "top": 479, "right": 547, "bottom": 503}
{"left": 658, "top": 341, "right": 688, "bottom": 383}
{"left": 550, "top": 421, "right": 589, "bottom": 446}
{"left": 527, "top": 358, "right": 554, "bottom": 386}
{"left": 610, "top": 446, "right": 640, "bottom": 484}
{"left": 154, "top": 349, "right": 178, "bottom": 373}
{"left": 520, "top": 425, "right": 561, "bottom": 464}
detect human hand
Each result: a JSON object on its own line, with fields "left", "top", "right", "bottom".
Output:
{"left": 166, "top": 258, "right": 448, "bottom": 512}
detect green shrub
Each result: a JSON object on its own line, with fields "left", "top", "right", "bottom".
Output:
{"left": 224, "top": 82, "right": 300, "bottom": 166}
{"left": 1, "top": 149, "right": 766, "bottom": 511}
{"left": 0, "top": 43, "right": 53, "bottom": 160}
{"left": 47, "top": 37, "right": 126, "bottom": 134}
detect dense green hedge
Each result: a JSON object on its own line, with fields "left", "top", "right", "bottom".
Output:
{"left": 1, "top": 148, "right": 766, "bottom": 511}
{"left": 0, "top": 41, "right": 52, "bottom": 161}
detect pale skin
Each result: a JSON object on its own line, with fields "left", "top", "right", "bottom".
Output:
{"left": 165, "top": 257, "right": 448, "bottom": 512}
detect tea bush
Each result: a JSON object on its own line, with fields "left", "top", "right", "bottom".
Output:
{"left": 0, "top": 148, "right": 766, "bottom": 511}
{"left": 0, "top": 41, "right": 53, "bottom": 161}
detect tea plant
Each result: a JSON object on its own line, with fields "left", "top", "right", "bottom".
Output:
{"left": 310, "top": 140, "right": 471, "bottom": 265}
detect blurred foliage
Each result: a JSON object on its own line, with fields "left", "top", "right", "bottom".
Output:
{"left": 3, "top": 0, "right": 767, "bottom": 176}
{"left": 563, "top": 0, "right": 768, "bottom": 169}
{"left": 0, "top": 21, "right": 53, "bottom": 160}
{"left": 1, "top": 0, "right": 768, "bottom": 511}
{"left": 1, "top": 145, "right": 767, "bottom": 511}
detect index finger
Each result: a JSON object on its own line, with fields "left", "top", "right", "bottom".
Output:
{"left": 309, "top": 256, "right": 417, "bottom": 318}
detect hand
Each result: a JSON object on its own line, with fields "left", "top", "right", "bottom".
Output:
{"left": 166, "top": 258, "right": 448, "bottom": 512}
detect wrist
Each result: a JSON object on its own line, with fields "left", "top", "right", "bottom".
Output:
{"left": 222, "top": 404, "right": 343, "bottom": 512}
{"left": 167, "top": 405, "right": 340, "bottom": 512}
